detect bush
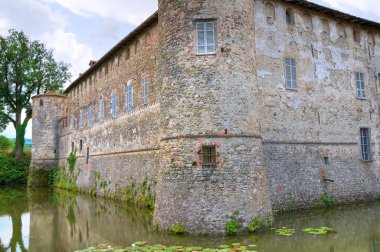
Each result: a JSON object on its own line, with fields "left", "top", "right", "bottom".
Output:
{"left": 0, "top": 153, "right": 29, "bottom": 185}
{"left": 0, "top": 136, "right": 12, "bottom": 151}
{"left": 226, "top": 210, "right": 241, "bottom": 235}
{"left": 318, "top": 192, "right": 336, "bottom": 208}
{"left": 168, "top": 224, "right": 186, "bottom": 234}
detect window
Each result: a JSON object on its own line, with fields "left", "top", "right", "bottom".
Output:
{"left": 99, "top": 98, "right": 104, "bottom": 121}
{"left": 356, "top": 72, "right": 365, "bottom": 99}
{"left": 40, "top": 99, "right": 44, "bottom": 106}
{"left": 71, "top": 142, "right": 74, "bottom": 152}
{"left": 126, "top": 82, "right": 133, "bottom": 111}
{"left": 80, "top": 139, "right": 83, "bottom": 151}
{"left": 79, "top": 110, "right": 83, "bottom": 129}
{"left": 88, "top": 106, "right": 92, "bottom": 126}
{"left": 360, "top": 128, "right": 371, "bottom": 161}
{"left": 202, "top": 145, "right": 216, "bottom": 167}
{"left": 142, "top": 76, "right": 148, "bottom": 105}
{"left": 86, "top": 147, "right": 90, "bottom": 164}
{"left": 286, "top": 8, "right": 295, "bottom": 26}
{"left": 284, "top": 57, "right": 297, "bottom": 90}
{"left": 70, "top": 114, "right": 74, "bottom": 128}
{"left": 126, "top": 47, "right": 130, "bottom": 60}
{"left": 196, "top": 20, "right": 216, "bottom": 54}
{"left": 265, "top": 3, "right": 276, "bottom": 22}
{"left": 353, "top": 29, "right": 360, "bottom": 43}
{"left": 111, "top": 93, "right": 117, "bottom": 118}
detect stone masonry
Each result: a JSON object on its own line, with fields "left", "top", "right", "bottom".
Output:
{"left": 30, "top": 0, "right": 380, "bottom": 233}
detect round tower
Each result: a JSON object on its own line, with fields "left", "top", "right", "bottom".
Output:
{"left": 154, "top": 0, "right": 272, "bottom": 233}
{"left": 29, "top": 91, "right": 67, "bottom": 187}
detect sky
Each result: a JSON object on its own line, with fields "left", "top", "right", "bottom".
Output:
{"left": 0, "top": 0, "right": 379, "bottom": 139}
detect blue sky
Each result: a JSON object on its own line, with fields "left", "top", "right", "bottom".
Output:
{"left": 0, "top": 0, "right": 379, "bottom": 139}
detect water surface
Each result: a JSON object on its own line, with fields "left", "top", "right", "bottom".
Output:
{"left": 0, "top": 187, "right": 380, "bottom": 252}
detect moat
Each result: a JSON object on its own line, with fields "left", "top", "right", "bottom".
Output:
{"left": 1, "top": 186, "right": 380, "bottom": 252}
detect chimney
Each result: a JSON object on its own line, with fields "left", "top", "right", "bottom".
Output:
{"left": 89, "top": 60, "right": 97, "bottom": 67}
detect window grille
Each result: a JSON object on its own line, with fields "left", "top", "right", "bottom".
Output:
{"left": 360, "top": 128, "right": 371, "bottom": 161}
{"left": 202, "top": 145, "right": 216, "bottom": 167}
{"left": 285, "top": 57, "right": 297, "bottom": 89}
{"left": 356, "top": 72, "right": 365, "bottom": 99}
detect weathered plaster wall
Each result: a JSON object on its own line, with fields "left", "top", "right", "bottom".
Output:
{"left": 254, "top": 0, "right": 380, "bottom": 211}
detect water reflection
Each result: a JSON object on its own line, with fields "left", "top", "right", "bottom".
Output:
{"left": 1, "top": 187, "right": 380, "bottom": 251}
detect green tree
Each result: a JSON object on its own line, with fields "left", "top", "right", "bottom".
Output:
{"left": 0, "top": 135, "right": 12, "bottom": 151}
{"left": 0, "top": 29, "right": 71, "bottom": 161}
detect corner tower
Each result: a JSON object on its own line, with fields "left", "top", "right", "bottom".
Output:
{"left": 29, "top": 91, "right": 67, "bottom": 187}
{"left": 155, "top": 0, "right": 272, "bottom": 233}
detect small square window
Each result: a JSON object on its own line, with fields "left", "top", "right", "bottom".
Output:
{"left": 202, "top": 145, "right": 216, "bottom": 167}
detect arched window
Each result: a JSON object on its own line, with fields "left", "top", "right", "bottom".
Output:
{"left": 353, "top": 29, "right": 360, "bottom": 43}
{"left": 321, "top": 19, "right": 330, "bottom": 35}
{"left": 286, "top": 8, "right": 295, "bottom": 26}
{"left": 265, "top": 3, "right": 276, "bottom": 22}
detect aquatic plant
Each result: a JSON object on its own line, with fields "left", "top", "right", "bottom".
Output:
{"left": 302, "top": 226, "right": 333, "bottom": 235}
{"left": 74, "top": 242, "right": 259, "bottom": 252}
{"left": 318, "top": 192, "right": 336, "bottom": 208}
{"left": 247, "top": 216, "right": 273, "bottom": 233}
{"left": 168, "top": 224, "right": 186, "bottom": 234}
{"left": 275, "top": 227, "right": 295, "bottom": 236}
{"left": 225, "top": 210, "right": 241, "bottom": 235}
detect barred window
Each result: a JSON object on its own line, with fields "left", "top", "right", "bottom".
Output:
{"left": 196, "top": 20, "right": 217, "bottom": 54}
{"left": 356, "top": 72, "right": 365, "bottom": 99}
{"left": 126, "top": 81, "right": 133, "bottom": 111}
{"left": 202, "top": 145, "right": 216, "bottom": 167}
{"left": 360, "top": 128, "right": 371, "bottom": 161}
{"left": 285, "top": 57, "right": 297, "bottom": 90}
{"left": 142, "top": 76, "right": 148, "bottom": 105}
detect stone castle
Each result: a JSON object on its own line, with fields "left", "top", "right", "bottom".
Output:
{"left": 30, "top": 0, "right": 380, "bottom": 233}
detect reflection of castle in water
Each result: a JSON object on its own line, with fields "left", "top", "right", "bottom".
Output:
{"left": 2, "top": 187, "right": 380, "bottom": 251}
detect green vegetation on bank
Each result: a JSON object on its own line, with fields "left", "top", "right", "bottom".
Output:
{"left": 0, "top": 137, "right": 29, "bottom": 185}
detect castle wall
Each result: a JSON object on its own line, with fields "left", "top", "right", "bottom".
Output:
{"left": 58, "top": 22, "right": 161, "bottom": 195}
{"left": 154, "top": 0, "right": 272, "bottom": 233}
{"left": 254, "top": 0, "right": 380, "bottom": 211}
{"left": 29, "top": 94, "right": 68, "bottom": 187}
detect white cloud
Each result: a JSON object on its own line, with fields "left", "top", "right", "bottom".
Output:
{"left": 43, "top": 0, "right": 158, "bottom": 25}
{"left": 0, "top": 0, "right": 94, "bottom": 83}
{"left": 0, "top": 0, "right": 95, "bottom": 138}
